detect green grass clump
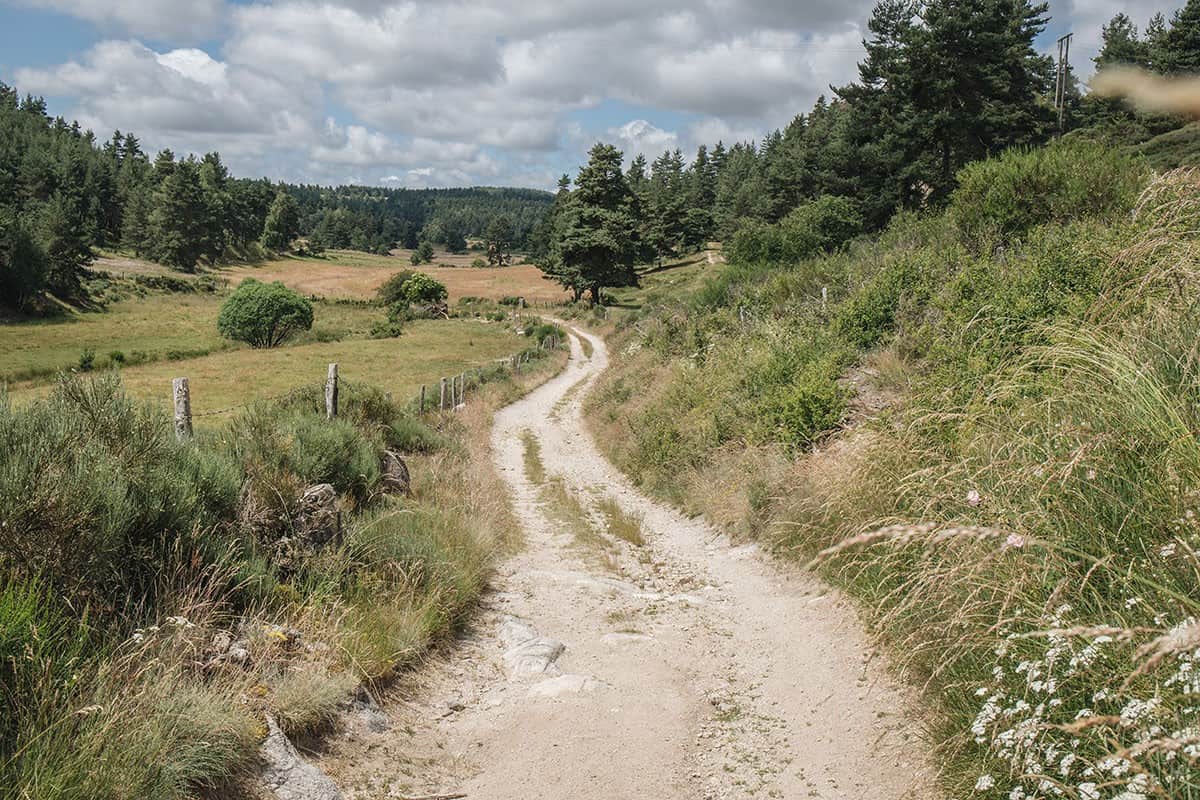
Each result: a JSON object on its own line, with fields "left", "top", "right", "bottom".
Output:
{"left": 596, "top": 497, "right": 645, "bottom": 547}
{"left": 521, "top": 430, "right": 547, "bottom": 484}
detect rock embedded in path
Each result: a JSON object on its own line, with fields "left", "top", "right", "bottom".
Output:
{"left": 499, "top": 615, "right": 566, "bottom": 679}
{"left": 527, "top": 673, "right": 607, "bottom": 698}
{"left": 260, "top": 715, "right": 343, "bottom": 800}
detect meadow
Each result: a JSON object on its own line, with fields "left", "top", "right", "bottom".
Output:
{"left": 1, "top": 248, "right": 551, "bottom": 419}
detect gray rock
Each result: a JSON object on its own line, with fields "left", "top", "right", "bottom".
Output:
{"left": 498, "top": 615, "right": 566, "bottom": 679}
{"left": 381, "top": 450, "right": 411, "bottom": 495}
{"left": 294, "top": 484, "right": 340, "bottom": 548}
{"left": 259, "top": 715, "right": 343, "bottom": 800}
{"left": 527, "top": 673, "right": 606, "bottom": 698}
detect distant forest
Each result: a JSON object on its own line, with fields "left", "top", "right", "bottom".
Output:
{"left": 0, "top": 84, "right": 552, "bottom": 309}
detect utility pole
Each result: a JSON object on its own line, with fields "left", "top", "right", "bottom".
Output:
{"left": 1055, "top": 33, "right": 1073, "bottom": 133}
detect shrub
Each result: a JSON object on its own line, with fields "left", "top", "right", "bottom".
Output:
{"left": 0, "top": 377, "right": 242, "bottom": 615}
{"left": 217, "top": 280, "right": 313, "bottom": 348}
{"left": 411, "top": 241, "right": 434, "bottom": 264}
{"left": 728, "top": 195, "right": 863, "bottom": 266}
{"left": 399, "top": 273, "right": 448, "bottom": 305}
{"left": 227, "top": 405, "right": 381, "bottom": 505}
{"left": 77, "top": 348, "right": 95, "bottom": 372}
{"left": 107, "top": 349, "right": 126, "bottom": 365}
{"left": 376, "top": 270, "right": 418, "bottom": 305}
{"left": 948, "top": 139, "right": 1147, "bottom": 248}
{"left": 764, "top": 357, "right": 846, "bottom": 447}
{"left": 833, "top": 254, "right": 934, "bottom": 350}
{"left": 471, "top": 258, "right": 486, "bottom": 268}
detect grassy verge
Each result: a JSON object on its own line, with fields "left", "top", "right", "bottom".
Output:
{"left": 0, "top": 338, "right": 566, "bottom": 799}
{"left": 586, "top": 142, "right": 1200, "bottom": 797}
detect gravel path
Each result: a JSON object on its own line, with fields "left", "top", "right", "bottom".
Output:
{"left": 316, "top": 325, "right": 938, "bottom": 800}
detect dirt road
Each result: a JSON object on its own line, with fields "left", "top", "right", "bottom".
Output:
{"left": 316, "top": 326, "right": 937, "bottom": 799}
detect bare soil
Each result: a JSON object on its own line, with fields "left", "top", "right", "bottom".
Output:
{"left": 312, "top": 326, "right": 938, "bottom": 799}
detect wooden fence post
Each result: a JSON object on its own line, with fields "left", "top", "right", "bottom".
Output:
{"left": 459, "top": 372, "right": 465, "bottom": 406}
{"left": 325, "top": 363, "right": 338, "bottom": 419}
{"left": 420, "top": 384, "right": 426, "bottom": 413}
{"left": 172, "top": 377, "right": 192, "bottom": 441}
{"left": 440, "top": 377, "right": 448, "bottom": 410}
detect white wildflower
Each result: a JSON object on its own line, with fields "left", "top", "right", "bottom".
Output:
{"left": 967, "top": 489, "right": 982, "bottom": 507}
{"left": 1078, "top": 783, "right": 1100, "bottom": 800}
{"left": 974, "top": 774, "right": 995, "bottom": 791}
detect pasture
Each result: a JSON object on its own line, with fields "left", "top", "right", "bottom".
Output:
{"left": 93, "top": 247, "right": 569, "bottom": 303}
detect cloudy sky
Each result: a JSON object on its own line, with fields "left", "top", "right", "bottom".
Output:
{"left": 0, "top": 0, "right": 1173, "bottom": 190}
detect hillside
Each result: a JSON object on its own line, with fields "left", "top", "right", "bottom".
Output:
{"left": 586, "top": 141, "right": 1200, "bottom": 798}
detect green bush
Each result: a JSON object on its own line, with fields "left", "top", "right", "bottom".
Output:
{"left": 0, "top": 377, "right": 242, "bottom": 615}
{"left": 217, "top": 279, "right": 313, "bottom": 348}
{"left": 376, "top": 270, "right": 418, "bottom": 305}
{"left": 833, "top": 254, "right": 934, "bottom": 350}
{"left": 728, "top": 195, "right": 863, "bottom": 266}
{"left": 948, "top": 139, "right": 1146, "bottom": 248}
{"left": 764, "top": 356, "right": 847, "bottom": 447}
{"left": 399, "top": 273, "right": 448, "bottom": 305}
{"left": 77, "top": 348, "right": 95, "bottom": 372}
{"left": 227, "top": 406, "right": 381, "bottom": 505}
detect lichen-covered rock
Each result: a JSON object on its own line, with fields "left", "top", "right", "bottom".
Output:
{"left": 381, "top": 451, "right": 411, "bottom": 495}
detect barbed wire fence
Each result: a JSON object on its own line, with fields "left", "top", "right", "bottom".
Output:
{"left": 170, "top": 332, "right": 566, "bottom": 440}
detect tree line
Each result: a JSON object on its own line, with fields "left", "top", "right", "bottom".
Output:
{"left": 0, "top": 85, "right": 552, "bottom": 311}
{"left": 535, "top": 0, "right": 1200, "bottom": 302}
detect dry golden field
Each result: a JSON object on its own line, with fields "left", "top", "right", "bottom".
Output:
{"left": 95, "top": 248, "right": 569, "bottom": 303}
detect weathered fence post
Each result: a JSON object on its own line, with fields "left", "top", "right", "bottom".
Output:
{"left": 172, "top": 377, "right": 192, "bottom": 441}
{"left": 440, "top": 377, "right": 448, "bottom": 410}
{"left": 420, "top": 384, "right": 426, "bottom": 413}
{"left": 459, "top": 372, "right": 466, "bottom": 406}
{"left": 821, "top": 286, "right": 828, "bottom": 311}
{"left": 325, "top": 363, "right": 338, "bottom": 419}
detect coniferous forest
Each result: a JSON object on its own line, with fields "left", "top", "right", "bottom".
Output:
{"left": 0, "top": 85, "right": 552, "bottom": 310}
{"left": 533, "top": 1, "right": 1200, "bottom": 302}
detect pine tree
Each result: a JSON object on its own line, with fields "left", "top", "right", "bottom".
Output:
{"left": 150, "top": 158, "right": 209, "bottom": 271}
{"left": 910, "top": 0, "right": 1054, "bottom": 199}
{"left": 836, "top": 0, "right": 924, "bottom": 227}
{"left": 1162, "top": 0, "right": 1200, "bottom": 74}
{"left": 1095, "top": 13, "right": 1149, "bottom": 68}
{"left": 713, "top": 142, "right": 768, "bottom": 238}
{"left": 199, "top": 152, "right": 230, "bottom": 259}
{"left": 37, "top": 192, "right": 92, "bottom": 296}
{"left": 261, "top": 188, "right": 301, "bottom": 252}
{"left": 646, "top": 149, "right": 687, "bottom": 260}
{"left": 485, "top": 214, "right": 514, "bottom": 265}
{"left": 545, "top": 143, "right": 639, "bottom": 304}
{"left": 1145, "top": 13, "right": 1170, "bottom": 72}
